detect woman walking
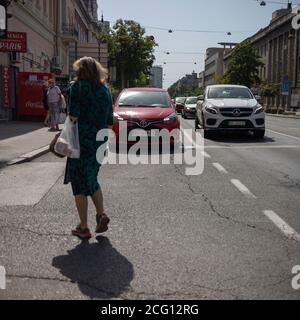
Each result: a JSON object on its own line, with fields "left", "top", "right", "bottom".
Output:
{"left": 47, "top": 79, "right": 63, "bottom": 131}
{"left": 42, "top": 82, "right": 50, "bottom": 126}
{"left": 64, "top": 57, "right": 113, "bottom": 240}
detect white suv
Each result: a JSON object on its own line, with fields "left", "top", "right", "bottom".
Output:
{"left": 195, "top": 85, "right": 265, "bottom": 139}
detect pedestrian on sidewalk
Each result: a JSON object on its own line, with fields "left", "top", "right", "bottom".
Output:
{"left": 43, "top": 82, "right": 50, "bottom": 126}
{"left": 64, "top": 56, "right": 113, "bottom": 240}
{"left": 47, "top": 78, "right": 63, "bottom": 131}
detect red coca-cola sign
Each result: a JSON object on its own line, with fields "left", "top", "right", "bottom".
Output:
{"left": 0, "top": 32, "right": 27, "bottom": 53}
{"left": 18, "top": 72, "right": 53, "bottom": 117}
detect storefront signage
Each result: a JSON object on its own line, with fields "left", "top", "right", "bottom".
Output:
{"left": 2, "top": 66, "right": 10, "bottom": 108}
{"left": 0, "top": 32, "right": 27, "bottom": 52}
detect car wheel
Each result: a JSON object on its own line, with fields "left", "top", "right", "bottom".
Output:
{"left": 204, "top": 130, "right": 216, "bottom": 140}
{"left": 253, "top": 129, "right": 265, "bottom": 139}
{"left": 182, "top": 111, "right": 186, "bottom": 119}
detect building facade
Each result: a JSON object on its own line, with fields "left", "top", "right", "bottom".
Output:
{"left": 204, "top": 48, "right": 225, "bottom": 86}
{"left": 224, "top": 5, "right": 300, "bottom": 111}
{"left": 150, "top": 66, "right": 163, "bottom": 88}
{"left": 198, "top": 70, "right": 205, "bottom": 89}
{"left": 0, "top": 0, "right": 109, "bottom": 120}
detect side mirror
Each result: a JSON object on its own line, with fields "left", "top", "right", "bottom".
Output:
{"left": 255, "top": 95, "right": 262, "bottom": 102}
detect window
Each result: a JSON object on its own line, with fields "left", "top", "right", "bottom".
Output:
{"left": 207, "top": 87, "right": 253, "bottom": 99}
{"left": 119, "top": 91, "right": 170, "bottom": 107}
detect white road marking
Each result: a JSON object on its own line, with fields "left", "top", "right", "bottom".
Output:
{"left": 230, "top": 179, "right": 256, "bottom": 199}
{"left": 213, "top": 163, "right": 228, "bottom": 174}
{"left": 202, "top": 151, "right": 211, "bottom": 158}
{"left": 263, "top": 210, "right": 300, "bottom": 243}
{"left": 267, "top": 129, "right": 300, "bottom": 141}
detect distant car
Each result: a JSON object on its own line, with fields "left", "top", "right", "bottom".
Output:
{"left": 174, "top": 97, "right": 186, "bottom": 114}
{"left": 182, "top": 96, "right": 197, "bottom": 119}
{"left": 112, "top": 87, "right": 180, "bottom": 146}
{"left": 195, "top": 85, "right": 265, "bottom": 139}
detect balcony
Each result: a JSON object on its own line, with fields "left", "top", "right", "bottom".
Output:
{"left": 61, "top": 25, "right": 78, "bottom": 43}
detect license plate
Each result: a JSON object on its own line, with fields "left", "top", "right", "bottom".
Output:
{"left": 228, "top": 121, "right": 246, "bottom": 126}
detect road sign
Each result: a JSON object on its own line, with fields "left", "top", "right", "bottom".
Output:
{"left": 282, "top": 75, "right": 289, "bottom": 96}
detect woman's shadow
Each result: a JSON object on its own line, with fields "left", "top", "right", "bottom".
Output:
{"left": 52, "top": 236, "right": 134, "bottom": 299}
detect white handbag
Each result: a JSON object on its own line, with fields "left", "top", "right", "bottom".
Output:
{"left": 54, "top": 116, "right": 80, "bottom": 158}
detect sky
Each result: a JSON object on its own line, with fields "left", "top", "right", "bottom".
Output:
{"left": 99, "top": 0, "right": 298, "bottom": 89}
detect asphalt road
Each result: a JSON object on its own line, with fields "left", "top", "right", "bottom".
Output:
{"left": 0, "top": 115, "right": 299, "bottom": 300}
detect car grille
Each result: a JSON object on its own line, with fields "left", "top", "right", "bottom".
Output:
{"left": 218, "top": 120, "right": 254, "bottom": 129}
{"left": 220, "top": 108, "right": 253, "bottom": 117}
{"left": 127, "top": 120, "right": 164, "bottom": 131}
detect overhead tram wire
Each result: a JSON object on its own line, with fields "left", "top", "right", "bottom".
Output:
{"left": 155, "top": 51, "right": 205, "bottom": 55}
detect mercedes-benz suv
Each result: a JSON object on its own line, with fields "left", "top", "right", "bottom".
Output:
{"left": 195, "top": 85, "right": 265, "bottom": 139}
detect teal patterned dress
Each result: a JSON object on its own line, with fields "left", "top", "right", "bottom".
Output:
{"left": 64, "top": 80, "right": 113, "bottom": 196}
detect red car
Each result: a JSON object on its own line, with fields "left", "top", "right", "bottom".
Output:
{"left": 112, "top": 88, "right": 180, "bottom": 146}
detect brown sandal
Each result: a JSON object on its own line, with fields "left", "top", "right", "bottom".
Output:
{"left": 72, "top": 225, "right": 92, "bottom": 240}
{"left": 95, "top": 213, "right": 110, "bottom": 233}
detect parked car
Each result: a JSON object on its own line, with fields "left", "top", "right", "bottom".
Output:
{"left": 112, "top": 87, "right": 180, "bottom": 146}
{"left": 174, "top": 97, "right": 186, "bottom": 114}
{"left": 182, "top": 96, "right": 198, "bottom": 119}
{"left": 195, "top": 85, "right": 265, "bottom": 139}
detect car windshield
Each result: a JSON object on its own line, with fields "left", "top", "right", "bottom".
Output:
{"left": 175, "top": 97, "right": 186, "bottom": 104}
{"left": 207, "top": 87, "right": 253, "bottom": 99}
{"left": 185, "top": 97, "right": 197, "bottom": 104}
{"left": 118, "top": 91, "right": 170, "bottom": 107}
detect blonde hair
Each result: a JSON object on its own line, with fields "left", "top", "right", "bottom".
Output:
{"left": 73, "top": 56, "right": 108, "bottom": 85}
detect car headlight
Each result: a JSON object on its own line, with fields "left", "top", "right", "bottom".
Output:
{"left": 254, "top": 106, "right": 264, "bottom": 114}
{"left": 164, "top": 112, "right": 177, "bottom": 124}
{"left": 205, "top": 106, "right": 218, "bottom": 114}
{"left": 113, "top": 112, "right": 124, "bottom": 122}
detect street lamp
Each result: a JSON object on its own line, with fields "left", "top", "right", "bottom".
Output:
{"left": 256, "top": 0, "right": 292, "bottom": 7}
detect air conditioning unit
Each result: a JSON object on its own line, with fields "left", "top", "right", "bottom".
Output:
{"left": 9, "top": 52, "right": 21, "bottom": 63}
{"left": 52, "top": 56, "right": 61, "bottom": 65}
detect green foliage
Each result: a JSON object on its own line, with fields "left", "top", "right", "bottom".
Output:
{"left": 168, "top": 81, "right": 203, "bottom": 98}
{"left": 223, "top": 41, "right": 264, "bottom": 88}
{"left": 260, "top": 83, "right": 281, "bottom": 97}
{"left": 95, "top": 19, "right": 157, "bottom": 89}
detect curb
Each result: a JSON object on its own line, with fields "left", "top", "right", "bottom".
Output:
{"left": 7, "top": 145, "right": 50, "bottom": 166}
{"left": 266, "top": 113, "right": 300, "bottom": 120}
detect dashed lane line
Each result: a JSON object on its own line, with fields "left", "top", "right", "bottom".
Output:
{"left": 263, "top": 210, "right": 300, "bottom": 243}
{"left": 231, "top": 179, "right": 257, "bottom": 199}
{"left": 213, "top": 163, "right": 228, "bottom": 174}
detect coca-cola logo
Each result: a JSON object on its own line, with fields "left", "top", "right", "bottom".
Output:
{"left": 24, "top": 80, "right": 45, "bottom": 87}
{"left": 25, "top": 101, "right": 42, "bottom": 109}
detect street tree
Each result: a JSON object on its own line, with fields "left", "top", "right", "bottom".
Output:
{"left": 221, "top": 41, "right": 264, "bottom": 88}
{"left": 96, "top": 19, "right": 157, "bottom": 89}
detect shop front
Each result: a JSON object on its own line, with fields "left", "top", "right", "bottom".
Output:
{"left": 17, "top": 72, "right": 53, "bottom": 121}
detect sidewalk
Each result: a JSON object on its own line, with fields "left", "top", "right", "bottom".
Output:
{"left": 266, "top": 113, "right": 300, "bottom": 119}
{"left": 0, "top": 121, "right": 57, "bottom": 167}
